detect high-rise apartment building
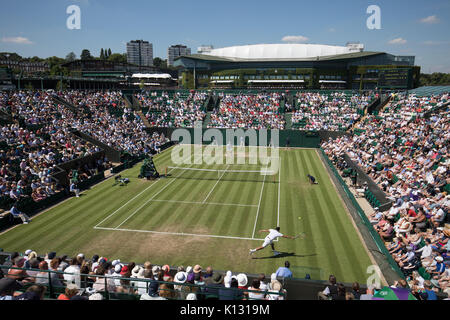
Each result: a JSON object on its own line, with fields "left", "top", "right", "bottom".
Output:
{"left": 127, "top": 40, "right": 153, "bottom": 67}
{"left": 167, "top": 44, "right": 191, "bottom": 67}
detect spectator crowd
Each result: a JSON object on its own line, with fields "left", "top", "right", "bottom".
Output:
{"left": 137, "top": 91, "right": 208, "bottom": 128}
{"left": 322, "top": 92, "right": 449, "bottom": 299}
{"left": 0, "top": 250, "right": 289, "bottom": 301}
{"left": 208, "top": 93, "right": 286, "bottom": 129}
{"left": 291, "top": 91, "right": 376, "bottom": 131}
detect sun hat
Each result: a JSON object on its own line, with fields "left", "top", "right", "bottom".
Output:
{"left": 132, "top": 266, "right": 145, "bottom": 278}
{"left": 111, "top": 259, "right": 121, "bottom": 267}
{"left": 186, "top": 293, "right": 197, "bottom": 300}
{"left": 270, "top": 280, "right": 282, "bottom": 291}
{"left": 193, "top": 265, "right": 202, "bottom": 273}
{"left": 120, "top": 266, "right": 129, "bottom": 276}
{"left": 162, "top": 264, "right": 170, "bottom": 272}
{"left": 85, "top": 287, "right": 96, "bottom": 295}
{"left": 114, "top": 264, "right": 122, "bottom": 273}
{"left": 185, "top": 266, "right": 193, "bottom": 273}
{"left": 174, "top": 271, "right": 188, "bottom": 284}
{"left": 24, "top": 249, "right": 33, "bottom": 256}
{"left": 27, "top": 251, "right": 37, "bottom": 260}
{"left": 211, "top": 273, "right": 224, "bottom": 284}
{"left": 236, "top": 273, "right": 248, "bottom": 287}
{"left": 89, "top": 293, "right": 103, "bottom": 300}
{"left": 152, "top": 265, "right": 160, "bottom": 274}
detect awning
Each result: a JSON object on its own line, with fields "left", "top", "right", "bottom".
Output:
{"left": 247, "top": 80, "right": 305, "bottom": 83}
{"left": 318, "top": 80, "right": 346, "bottom": 83}
{"left": 210, "top": 80, "right": 235, "bottom": 83}
{"left": 132, "top": 73, "right": 173, "bottom": 79}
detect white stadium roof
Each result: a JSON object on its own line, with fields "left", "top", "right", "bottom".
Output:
{"left": 203, "top": 43, "right": 364, "bottom": 60}
{"left": 131, "top": 73, "right": 173, "bottom": 79}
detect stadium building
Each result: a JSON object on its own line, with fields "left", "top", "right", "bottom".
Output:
{"left": 174, "top": 43, "right": 420, "bottom": 90}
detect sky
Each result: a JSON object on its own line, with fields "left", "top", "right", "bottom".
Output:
{"left": 0, "top": 0, "right": 449, "bottom": 73}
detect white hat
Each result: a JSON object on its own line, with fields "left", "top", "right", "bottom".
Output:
{"left": 88, "top": 293, "right": 103, "bottom": 300}
{"left": 186, "top": 293, "right": 197, "bottom": 300}
{"left": 236, "top": 273, "right": 248, "bottom": 287}
{"left": 112, "top": 259, "right": 121, "bottom": 267}
{"left": 85, "top": 287, "right": 96, "bottom": 295}
{"left": 435, "top": 256, "right": 444, "bottom": 262}
{"left": 152, "top": 265, "right": 161, "bottom": 274}
{"left": 24, "top": 249, "right": 33, "bottom": 255}
{"left": 132, "top": 265, "right": 144, "bottom": 278}
{"left": 224, "top": 271, "right": 232, "bottom": 288}
{"left": 77, "top": 253, "right": 84, "bottom": 259}
{"left": 114, "top": 264, "right": 122, "bottom": 273}
{"left": 270, "top": 280, "right": 282, "bottom": 291}
{"left": 186, "top": 266, "right": 193, "bottom": 273}
{"left": 174, "top": 271, "right": 188, "bottom": 283}
{"left": 271, "top": 273, "right": 277, "bottom": 282}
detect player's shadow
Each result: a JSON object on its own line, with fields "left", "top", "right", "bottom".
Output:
{"left": 252, "top": 252, "right": 317, "bottom": 260}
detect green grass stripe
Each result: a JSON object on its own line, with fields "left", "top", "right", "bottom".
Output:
{"left": 0, "top": 147, "right": 373, "bottom": 282}
{"left": 289, "top": 150, "right": 319, "bottom": 271}
{"left": 298, "top": 149, "right": 344, "bottom": 278}
{"left": 2, "top": 183, "right": 120, "bottom": 249}
{"left": 308, "top": 152, "right": 372, "bottom": 282}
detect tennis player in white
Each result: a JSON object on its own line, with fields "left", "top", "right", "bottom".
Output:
{"left": 249, "top": 227, "right": 295, "bottom": 256}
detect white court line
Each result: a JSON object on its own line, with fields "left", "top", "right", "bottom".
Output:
{"left": 151, "top": 199, "right": 258, "bottom": 208}
{"left": 94, "top": 177, "right": 161, "bottom": 228}
{"left": 114, "top": 168, "right": 185, "bottom": 229}
{"left": 251, "top": 173, "right": 267, "bottom": 239}
{"left": 96, "top": 151, "right": 193, "bottom": 229}
{"left": 94, "top": 226, "right": 266, "bottom": 241}
{"left": 277, "top": 158, "right": 281, "bottom": 227}
{"left": 202, "top": 164, "right": 230, "bottom": 203}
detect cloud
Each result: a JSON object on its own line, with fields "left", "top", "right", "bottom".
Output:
{"left": 420, "top": 15, "right": 440, "bottom": 24}
{"left": 281, "top": 35, "right": 309, "bottom": 43}
{"left": 388, "top": 38, "right": 407, "bottom": 45}
{"left": 328, "top": 28, "right": 336, "bottom": 33}
{"left": 1, "top": 36, "right": 33, "bottom": 44}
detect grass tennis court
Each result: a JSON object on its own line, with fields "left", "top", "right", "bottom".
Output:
{"left": 0, "top": 145, "right": 374, "bottom": 283}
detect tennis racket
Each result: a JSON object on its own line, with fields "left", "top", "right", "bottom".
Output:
{"left": 294, "top": 232, "right": 307, "bottom": 239}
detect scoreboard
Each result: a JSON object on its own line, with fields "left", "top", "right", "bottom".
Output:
{"left": 377, "top": 68, "right": 412, "bottom": 89}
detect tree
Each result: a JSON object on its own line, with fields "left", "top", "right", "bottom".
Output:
{"left": 107, "top": 48, "right": 112, "bottom": 57}
{"left": 80, "top": 49, "right": 92, "bottom": 60}
{"left": 139, "top": 79, "right": 145, "bottom": 89}
{"left": 107, "top": 53, "right": 127, "bottom": 64}
{"left": 65, "top": 52, "right": 77, "bottom": 62}
{"left": 153, "top": 57, "right": 167, "bottom": 69}
{"left": 0, "top": 52, "right": 22, "bottom": 61}
{"left": 100, "top": 48, "right": 105, "bottom": 60}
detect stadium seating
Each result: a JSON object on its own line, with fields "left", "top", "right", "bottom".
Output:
{"left": 322, "top": 90, "right": 449, "bottom": 297}
{"left": 0, "top": 88, "right": 448, "bottom": 301}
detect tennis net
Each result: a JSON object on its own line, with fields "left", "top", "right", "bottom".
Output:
{"left": 165, "top": 166, "right": 277, "bottom": 183}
